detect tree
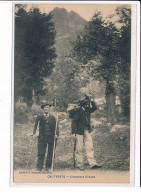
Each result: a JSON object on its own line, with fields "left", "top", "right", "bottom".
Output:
{"left": 73, "top": 12, "right": 120, "bottom": 125}
{"left": 44, "top": 57, "right": 81, "bottom": 111}
{"left": 73, "top": 6, "right": 131, "bottom": 123}
{"left": 14, "top": 6, "right": 56, "bottom": 107}
{"left": 115, "top": 6, "right": 131, "bottom": 120}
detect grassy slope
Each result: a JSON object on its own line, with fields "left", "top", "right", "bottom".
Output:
{"left": 14, "top": 111, "right": 130, "bottom": 171}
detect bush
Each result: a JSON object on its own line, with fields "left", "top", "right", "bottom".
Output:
{"left": 15, "top": 102, "right": 28, "bottom": 123}
{"left": 28, "top": 104, "right": 42, "bottom": 123}
{"left": 15, "top": 102, "right": 42, "bottom": 123}
{"left": 31, "top": 104, "right": 42, "bottom": 115}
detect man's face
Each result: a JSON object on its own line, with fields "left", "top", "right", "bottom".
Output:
{"left": 43, "top": 105, "right": 50, "bottom": 114}
{"left": 83, "top": 102, "right": 90, "bottom": 109}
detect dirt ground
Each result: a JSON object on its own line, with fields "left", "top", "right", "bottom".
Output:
{"left": 13, "top": 111, "right": 130, "bottom": 172}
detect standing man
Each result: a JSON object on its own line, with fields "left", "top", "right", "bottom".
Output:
{"left": 71, "top": 96, "right": 101, "bottom": 170}
{"left": 33, "top": 102, "right": 59, "bottom": 172}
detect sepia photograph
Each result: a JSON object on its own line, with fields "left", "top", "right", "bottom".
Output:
{"left": 12, "top": 1, "right": 135, "bottom": 184}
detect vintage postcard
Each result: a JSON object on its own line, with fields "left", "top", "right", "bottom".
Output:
{"left": 11, "top": 1, "right": 138, "bottom": 185}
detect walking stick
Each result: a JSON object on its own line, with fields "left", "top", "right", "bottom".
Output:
{"left": 26, "top": 135, "right": 35, "bottom": 171}
{"left": 73, "top": 134, "right": 76, "bottom": 170}
{"left": 51, "top": 113, "right": 58, "bottom": 173}
{"left": 26, "top": 121, "right": 39, "bottom": 171}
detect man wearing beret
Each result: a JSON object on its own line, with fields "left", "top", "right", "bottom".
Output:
{"left": 72, "top": 96, "right": 101, "bottom": 170}
{"left": 33, "top": 102, "right": 59, "bottom": 172}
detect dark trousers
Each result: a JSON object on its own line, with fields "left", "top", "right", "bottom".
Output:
{"left": 36, "top": 135, "right": 54, "bottom": 171}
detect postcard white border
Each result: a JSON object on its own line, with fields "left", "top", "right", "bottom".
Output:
{"left": 8, "top": 1, "right": 140, "bottom": 187}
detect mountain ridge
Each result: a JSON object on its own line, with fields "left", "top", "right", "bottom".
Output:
{"left": 50, "top": 7, "right": 87, "bottom": 57}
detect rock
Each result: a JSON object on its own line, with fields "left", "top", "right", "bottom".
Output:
{"left": 110, "top": 124, "right": 129, "bottom": 133}
{"left": 95, "top": 97, "right": 105, "bottom": 105}
{"left": 59, "top": 119, "right": 68, "bottom": 124}
{"left": 93, "top": 121, "right": 102, "bottom": 128}
{"left": 65, "top": 122, "right": 71, "bottom": 127}
{"left": 99, "top": 106, "right": 104, "bottom": 111}
{"left": 91, "top": 118, "right": 107, "bottom": 128}
{"left": 115, "top": 96, "right": 121, "bottom": 105}
{"left": 58, "top": 112, "right": 68, "bottom": 118}
{"left": 14, "top": 157, "right": 20, "bottom": 163}
{"left": 57, "top": 153, "right": 72, "bottom": 161}
{"left": 58, "top": 124, "right": 63, "bottom": 129}
{"left": 99, "top": 117, "right": 107, "bottom": 122}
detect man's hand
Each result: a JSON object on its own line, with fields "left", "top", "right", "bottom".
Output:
{"left": 85, "top": 94, "right": 90, "bottom": 100}
{"left": 72, "top": 134, "right": 76, "bottom": 139}
{"left": 54, "top": 134, "right": 58, "bottom": 140}
{"left": 85, "top": 94, "right": 94, "bottom": 102}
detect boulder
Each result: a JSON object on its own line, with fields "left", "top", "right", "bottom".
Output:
{"left": 99, "top": 117, "right": 107, "bottom": 123}
{"left": 58, "top": 124, "right": 63, "bottom": 129}
{"left": 110, "top": 124, "right": 129, "bottom": 133}
{"left": 65, "top": 122, "right": 71, "bottom": 127}
{"left": 91, "top": 118, "right": 107, "bottom": 128}
{"left": 57, "top": 153, "right": 72, "bottom": 161}
{"left": 95, "top": 97, "right": 105, "bottom": 105}
{"left": 14, "top": 156, "right": 20, "bottom": 163}
{"left": 58, "top": 112, "right": 68, "bottom": 118}
{"left": 59, "top": 119, "right": 68, "bottom": 124}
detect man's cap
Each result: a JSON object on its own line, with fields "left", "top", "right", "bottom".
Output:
{"left": 41, "top": 101, "right": 51, "bottom": 109}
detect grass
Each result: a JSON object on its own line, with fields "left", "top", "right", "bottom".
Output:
{"left": 13, "top": 112, "right": 130, "bottom": 171}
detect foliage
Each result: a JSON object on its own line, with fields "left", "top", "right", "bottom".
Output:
{"left": 28, "top": 104, "right": 42, "bottom": 123}
{"left": 31, "top": 104, "right": 42, "bottom": 115}
{"left": 14, "top": 5, "right": 56, "bottom": 107}
{"left": 44, "top": 57, "right": 83, "bottom": 111}
{"left": 15, "top": 102, "right": 42, "bottom": 123}
{"left": 73, "top": 11, "right": 119, "bottom": 83}
{"left": 72, "top": 11, "right": 119, "bottom": 124}
{"left": 73, "top": 6, "right": 131, "bottom": 120}
{"left": 15, "top": 102, "right": 28, "bottom": 123}
{"left": 115, "top": 6, "right": 131, "bottom": 119}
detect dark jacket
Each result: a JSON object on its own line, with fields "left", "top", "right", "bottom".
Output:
{"left": 33, "top": 114, "right": 59, "bottom": 142}
{"left": 71, "top": 101, "right": 97, "bottom": 135}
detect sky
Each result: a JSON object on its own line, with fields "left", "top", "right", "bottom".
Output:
{"left": 25, "top": 3, "right": 130, "bottom": 21}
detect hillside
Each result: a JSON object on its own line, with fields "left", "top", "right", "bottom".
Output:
{"left": 50, "top": 7, "right": 87, "bottom": 57}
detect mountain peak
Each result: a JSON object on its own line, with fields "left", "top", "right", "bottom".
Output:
{"left": 51, "top": 7, "right": 68, "bottom": 14}
{"left": 50, "top": 7, "right": 87, "bottom": 57}
{"left": 53, "top": 7, "right": 66, "bottom": 11}
{"left": 69, "top": 10, "right": 78, "bottom": 16}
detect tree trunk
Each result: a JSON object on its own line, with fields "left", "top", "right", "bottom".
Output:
{"left": 118, "top": 79, "right": 130, "bottom": 122}
{"left": 105, "top": 82, "right": 117, "bottom": 127}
